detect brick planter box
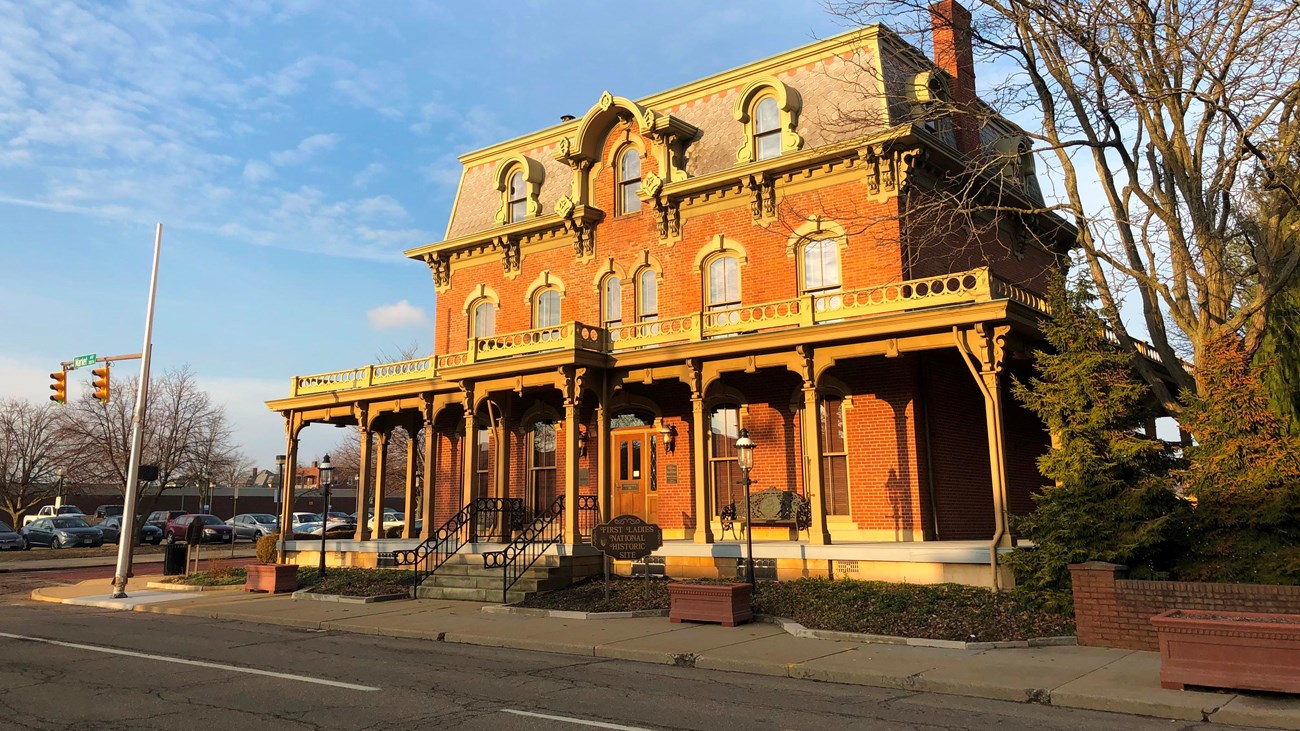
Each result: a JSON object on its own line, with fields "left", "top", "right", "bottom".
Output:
{"left": 668, "top": 582, "right": 752, "bottom": 626}
{"left": 1151, "top": 609, "right": 1300, "bottom": 693}
{"left": 245, "top": 564, "right": 298, "bottom": 594}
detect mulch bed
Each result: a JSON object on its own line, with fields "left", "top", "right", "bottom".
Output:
{"left": 165, "top": 566, "right": 415, "bottom": 597}
{"left": 518, "top": 576, "right": 1074, "bottom": 642}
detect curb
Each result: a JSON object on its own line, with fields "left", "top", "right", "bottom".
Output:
{"left": 755, "top": 616, "right": 1077, "bottom": 650}
{"left": 291, "top": 589, "right": 409, "bottom": 604}
{"left": 482, "top": 606, "right": 668, "bottom": 620}
{"left": 144, "top": 582, "right": 243, "bottom": 593}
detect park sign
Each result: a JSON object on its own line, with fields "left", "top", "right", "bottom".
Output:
{"left": 591, "top": 514, "right": 663, "bottom": 561}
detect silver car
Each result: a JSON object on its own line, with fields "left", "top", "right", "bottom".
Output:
{"left": 0, "top": 521, "right": 24, "bottom": 551}
{"left": 229, "top": 513, "right": 279, "bottom": 541}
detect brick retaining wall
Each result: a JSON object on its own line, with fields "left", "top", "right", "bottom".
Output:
{"left": 1069, "top": 561, "right": 1300, "bottom": 650}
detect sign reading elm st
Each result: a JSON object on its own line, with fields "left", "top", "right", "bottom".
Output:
{"left": 591, "top": 514, "right": 663, "bottom": 561}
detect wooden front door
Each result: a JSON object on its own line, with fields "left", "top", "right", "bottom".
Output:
{"left": 612, "top": 429, "right": 657, "bottom": 523}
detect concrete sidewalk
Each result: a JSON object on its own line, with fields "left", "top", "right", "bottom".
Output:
{"left": 29, "top": 578, "right": 1300, "bottom": 730}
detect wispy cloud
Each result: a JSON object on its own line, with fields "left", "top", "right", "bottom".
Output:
{"left": 367, "top": 300, "right": 430, "bottom": 330}
{"left": 352, "top": 162, "right": 385, "bottom": 188}
{"left": 269, "top": 133, "right": 340, "bottom": 166}
{"left": 243, "top": 160, "right": 275, "bottom": 183}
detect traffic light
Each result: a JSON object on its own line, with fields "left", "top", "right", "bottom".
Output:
{"left": 49, "top": 370, "right": 67, "bottom": 405}
{"left": 91, "top": 364, "right": 111, "bottom": 403}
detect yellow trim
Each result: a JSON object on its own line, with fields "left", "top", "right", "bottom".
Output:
{"left": 461, "top": 284, "right": 500, "bottom": 315}
{"left": 493, "top": 154, "right": 545, "bottom": 225}
{"left": 523, "top": 271, "right": 567, "bottom": 306}
{"left": 733, "top": 75, "right": 803, "bottom": 163}
{"left": 693, "top": 234, "right": 748, "bottom": 272}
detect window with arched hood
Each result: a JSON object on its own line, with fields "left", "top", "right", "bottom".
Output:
{"left": 706, "top": 255, "right": 741, "bottom": 311}
{"left": 534, "top": 288, "right": 561, "bottom": 329}
{"left": 754, "top": 97, "right": 781, "bottom": 161}
{"left": 618, "top": 147, "right": 641, "bottom": 215}
{"left": 637, "top": 268, "right": 658, "bottom": 322}
{"left": 471, "top": 300, "right": 495, "bottom": 338}
{"left": 602, "top": 275, "right": 622, "bottom": 330}
{"left": 507, "top": 170, "right": 527, "bottom": 223}
{"left": 801, "top": 239, "right": 841, "bottom": 294}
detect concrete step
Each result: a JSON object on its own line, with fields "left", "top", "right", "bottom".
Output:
{"left": 428, "top": 574, "right": 569, "bottom": 592}
{"left": 415, "top": 585, "right": 530, "bottom": 603}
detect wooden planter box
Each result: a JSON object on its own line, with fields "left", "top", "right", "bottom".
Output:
{"left": 245, "top": 564, "right": 298, "bottom": 594}
{"left": 668, "top": 582, "right": 752, "bottom": 627}
{"left": 1151, "top": 609, "right": 1300, "bottom": 693}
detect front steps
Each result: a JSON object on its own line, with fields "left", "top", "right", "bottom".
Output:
{"left": 414, "top": 551, "right": 602, "bottom": 604}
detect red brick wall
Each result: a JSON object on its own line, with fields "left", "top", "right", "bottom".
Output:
{"left": 920, "top": 352, "right": 995, "bottom": 540}
{"left": 1069, "top": 562, "right": 1300, "bottom": 651}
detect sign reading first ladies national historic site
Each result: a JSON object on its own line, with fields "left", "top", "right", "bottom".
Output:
{"left": 591, "top": 514, "right": 663, "bottom": 561}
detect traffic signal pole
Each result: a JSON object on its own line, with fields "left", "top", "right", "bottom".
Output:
{"left": 112, "top": 223, "right": 163, "bottom": 599}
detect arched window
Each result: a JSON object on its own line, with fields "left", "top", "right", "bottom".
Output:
{"left": 534, "top": 288, "right": 561, "bottom": 329}
{"left": 473, "top": 425, "right": 491, "bottom": 500}
{"left": 819, "top": 396, "right": 849, "bottom": 515}
{"left": 507, "top": 170, "right": 527, "bottom": 223}
{"left": 618, "top": 147, "right": 641, "bottom": 215}
{"left": 706, "top": 255, "right": 741, "bottom": 311}
{"left": 602, "top": 275, "right": 622, "bottom": 330}
{"left": 801, "top": 239, "right": 841, "bottom": 294}
{"left": 709, "top": 404, "right": 742, "bottom": 515}
{"left": 754, "top": 97, "right": 781, "bottom": 161}
{"left": 471, "top": 300, "right": 495, "bottom": 338}
{"left": 529, "top": 421, "right": 558, "bottom": 511}
{"left": 637, "top": 268, "right": 658, "bottom": 322}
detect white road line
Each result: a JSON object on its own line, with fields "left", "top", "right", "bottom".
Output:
{"left": 499, "top": 709, "right": 654, "bottom": 730}
{"left": 0, "top": 631, "right": 379, "bottom": 691}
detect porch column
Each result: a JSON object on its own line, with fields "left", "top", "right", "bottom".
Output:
{"left": 691, "top": 391, "right": 713, "bottom": 544}
{"left": 402, "top": 421, "right": 419, "bottom": 539}
{"left": 353, "top": 413, "right": 371, "bottom": 541}
{"left": 562, "top": 369, "right": 581, "bottom": 544}
{"left": 462, "top": 390, "right": 476, "bottom": 509}
{"left": 956, "top": 325, "right": 1012, "bottom": 589}
{"left": 373, "top": 429, "right": 389, "bottom": 538}
{"left": 418, "top": 403, "right": 435, "bottom": 540}
{"left": 801, "top": 385, "right": 832, "bottom": 544}
{"left": 276, "top": 415, "right": 300, "bottom": 563}
{"left": 494, "top": 406, "right": 511, "bottom": 502}
{"left": 596, "top": 385, "right": 610, "bottom": 523}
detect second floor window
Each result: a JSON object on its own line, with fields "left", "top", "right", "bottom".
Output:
{"left": 472, "top": 301, "right": 495, "bottom": 338}
{"left": 507, "top": 170, "right": 526, "bottom": 223}
{"left": 754, "top": 97, "right": 781, "bottom": 161}
{"left": 602, "top": 276, "right": 622, "bottom": 329}
{"left": 706, "top": 255, "right": 740, "bottom": 311}
{"left": 618, "top": 148, "right": 641, "bottom": 215}
{"left": 802, "top": 239, "right": 841, "bottom": 293}
{"left": 637, "top": 268, "right": 658, "bottom": 321}
{"left": 534, "top": 288, "right": 561, "bottom": 329}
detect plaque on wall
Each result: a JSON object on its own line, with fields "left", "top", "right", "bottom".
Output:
{"left": 578, "top": 468, "right": 590, "bottom": 487}
{"left": 666, "top": 464, "right": 678, "bottom": 484}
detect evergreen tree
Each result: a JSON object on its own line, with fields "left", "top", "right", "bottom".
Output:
{"left": 1007, "top": 277, "right": 1186, "bottom": 596}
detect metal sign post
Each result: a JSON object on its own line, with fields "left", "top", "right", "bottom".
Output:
{"left": 590, "top": 515, "right": 664, "bottom": 604}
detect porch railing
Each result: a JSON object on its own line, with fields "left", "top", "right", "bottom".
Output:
{"left": 288, "top": 266, "right": 1078, "bottom": 396}
{"left": 393, "top": 497, "right": 525, "bottom": 593}
{"left": 483, "top": 496, "right": 566, "bottom": 604}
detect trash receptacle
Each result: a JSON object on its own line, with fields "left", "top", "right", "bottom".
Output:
{"left": 163, "top": 542, "right": 186, "bottom": 576}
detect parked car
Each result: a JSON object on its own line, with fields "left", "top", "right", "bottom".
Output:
{"left": 97, "top": 516, "right": 163, "bottom": 545}
{"left": 20, "top": 517, "right": 103, "bottom": 549}
{"left": 0, "top": 521, "right": 25, "bottom": 550}
{"left": 145, "top": 510, "right": 187, "bottom": 530}
{"left": 93, "top": 505, "right": 125, "bottom": 520}
{"left": 352, "top": 509, "right": 404, "bottom": 531}
{"left": 162, "top": 514, "right": 233, "bottom": 544}
{"left": 295, "top": 521, "right": 355, "bottom": 537}
{"left": 229, "top": 513, "right": 279, "bottom": 541}
{"left": 22, "top": 504, "right": 86, "bottom": 527}
{"left": 290, "top": 512, "right": 320, "bottom": 529}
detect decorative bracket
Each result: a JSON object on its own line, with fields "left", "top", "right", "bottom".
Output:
{"left": 745, "top": 173, "right": 777, "bottom": 224}
{"left": 495, "top": 236, "right": 521, "bottom": 279}
{"left": 860, "top": 144, "right": 922, "bottom": 201}
{"left": 423, "top": 252, "right": 450, "bottom": 293}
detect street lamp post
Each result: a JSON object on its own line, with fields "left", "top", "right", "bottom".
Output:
{"left": 275, "top": 454, "right": 286, "bottom": 563}
{"left": 54, "top": 467, "right": 66, "bottom": 510}
{"left": 734, "top": 428, "right": 756, "bottom": 588}
{"left": 318, "top": 455, "right": 333, "bottom": 578}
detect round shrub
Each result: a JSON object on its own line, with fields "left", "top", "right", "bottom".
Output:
{"left": 255, "top": 533, "right": 280, "bottom": 564}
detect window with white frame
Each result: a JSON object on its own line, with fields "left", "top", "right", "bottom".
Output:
{"left": 618, "top": 147, "right": 641, "bottom": 215}
{"left": 706, "top": 255, "right": 741, "bottom": 311}
{"left": 754, "top": 97, "right": 781, "bottom": 161}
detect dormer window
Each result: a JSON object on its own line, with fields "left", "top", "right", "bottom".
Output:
{"left": 754, "top": 97, "right": 781, "bottom": 161}
{"left": 618, "top": 147, "right": 641, "bottom": 215}
{"left": 507, "top": 170, "right": 527, "bottom": 223}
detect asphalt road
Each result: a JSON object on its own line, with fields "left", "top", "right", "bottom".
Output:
{"left": 0, "top": 600, "right": 1269, "bottom": 731}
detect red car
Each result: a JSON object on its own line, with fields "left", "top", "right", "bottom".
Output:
{"left": 163, "top": 514, "right": 234, "bottom": 544}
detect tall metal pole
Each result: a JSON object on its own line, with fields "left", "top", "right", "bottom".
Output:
{"left": 112, "top": 224, "right": 163, "bottom": 599}
{"left": 743, "top": 467, "right": 754, "bottom": 587}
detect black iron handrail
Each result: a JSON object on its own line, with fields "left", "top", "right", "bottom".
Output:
{"left": 394, "top": 497, "right": 525, "bottom": 594}
{"left": 483, "top": 496, "right": 567, "bottom": 604}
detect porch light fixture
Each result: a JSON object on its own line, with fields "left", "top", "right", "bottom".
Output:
{"left": 734, "top": 428, "right": 756, "bottom": 587}
{"left": 660, "top": 424, "right": 677, "bottom": 453}
{"left": 577, "top": 425, "right": 588, "bottom": 457}
{"left": 318, "top": 454, "right": 333, "bottom": 578}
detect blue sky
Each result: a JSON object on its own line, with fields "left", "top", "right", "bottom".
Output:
{"left": 0, "top": 1, "right": 852, "bottom": 470}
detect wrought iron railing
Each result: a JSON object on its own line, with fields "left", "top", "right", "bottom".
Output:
{"left": 483, "top": 496, "right": 566, "bottom": 604}
{"left": 577, "top": 495, "right": 600, "bottom": 539}
{"left": 393, "top": 497, "right": 525, "bottom": 593}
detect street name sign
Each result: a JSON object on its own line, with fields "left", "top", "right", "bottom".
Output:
{"left": 73, "top": 354, "right": 97, "bottom": 369}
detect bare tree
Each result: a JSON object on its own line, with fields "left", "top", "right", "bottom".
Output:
{"left": 0, "top": 399, "right": 68, "bottom": 525}
{"left": 828, "top": 0, "right": 1300, "bottom": 411}
{"left": 61, "top": 366, "right": 239, "bottom": 515}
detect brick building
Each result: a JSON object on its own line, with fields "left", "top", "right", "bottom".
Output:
{"left": 267, "top": 3, "right": 1165, "bottom": 588}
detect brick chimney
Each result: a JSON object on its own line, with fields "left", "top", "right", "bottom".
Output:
{"left": 930, "top": 0, "right": 979, "bottom": 155}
